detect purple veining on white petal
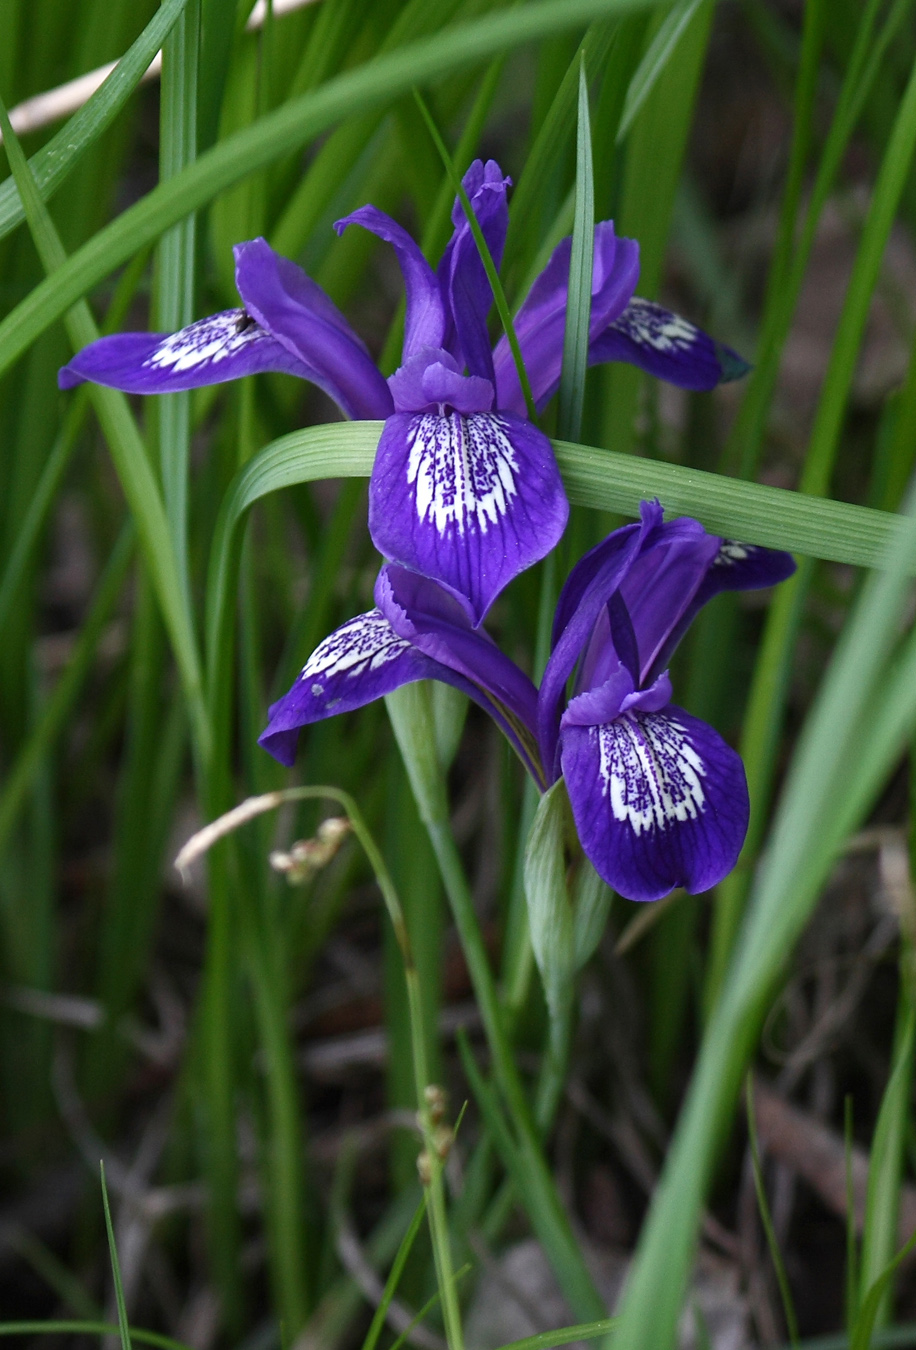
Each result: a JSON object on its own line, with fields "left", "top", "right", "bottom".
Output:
{"left": 259, "top": 609, "right": 446, "bottom": 766}
{"left": 144, "top": 311, "right": 266, "bottom": 373}
{"left": 408, "top": 412, "right": 518, "bottom": 537}
{"left": 596, "top": 711, "right": 709, "bottom": 836}
{"left": 369, "top": 409, "right": 567, "bottom": 624}
{"left": 589, "top": 298, "right": 749, "bottom": 391}
{"left": 561, "top": 705, "right": 749, "bottom": 902}
{"left": 300, "top": 610, "right": 412, "bottom": 685}
{"left": 58, "top": 311, "right": 313, "bottom": 393}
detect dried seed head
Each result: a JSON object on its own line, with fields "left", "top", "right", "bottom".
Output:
{"left": 416, "top": 1150, "right": 433, "bottom": 1187}
{"left": 269, "top": 816, "right": 351, "bottom": 884}
{"left": 432, "top": 1124, "right": 454, "bottom": 1160}
{"left": 424, "top": 1083, "right": 448, "bottom": 1124}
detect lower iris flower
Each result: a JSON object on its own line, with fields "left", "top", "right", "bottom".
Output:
{"left": 259, "top": 502, "right": 795, "bottom": 902}
{"left": 60, "top": 160, "right": 747, "bottom": 626}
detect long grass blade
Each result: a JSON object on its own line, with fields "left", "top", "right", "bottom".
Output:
{"left": 156, "top": 0, "right": 200, "bottom": 607}
{"left": 557, "top": 56, "right": 594, "bottom": 443}
{"left": 100, "top": 1163, "right": 132, "bottom": 1350}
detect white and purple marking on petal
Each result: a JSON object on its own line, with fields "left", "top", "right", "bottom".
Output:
{"left": 714, "top": 541, "right": 751, "bottom": 566}
{"left": 610, "top": 298, "right": 700, "bottom": 356}
{"left": 143, "top": 310, "right": 270, "bottom": 374}
{"left": 407, "top": 412, "right": 518, "bottom": 538}
{"left": 597, "top": 710, "right": 707, "bottom": 837}
{"left": 300, "top": 611, "right": 412, "bottom": 696}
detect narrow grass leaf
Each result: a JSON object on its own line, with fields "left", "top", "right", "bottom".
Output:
{"left": 557, "top": 56, "right": 594, "bottom": 443}
{"left": 852, "top": 1228, "right": 916, "bottom": 1350}
{"left": 524, "top": 781, "right": 575, "bottom": 1025}
{"left": 616, "top": 0, "right": 704, "bottom": 140}
{"left": 157, "top": 0, "right": 200, "bottom": 607}
{"left": 0, "top": 525, "right": 134, "bottom": 859}
{"left": 206, "top": 421, "right": 916, "bottom": 694}
{"left": 384, "top": 1265, "right": 473, "bottom": 1350}
{"left": 846, "top": 1097, "right": 859, "bottom": 1332}
{"left": 858, "top": 996, "right": 916, "bottom": 1325}
{"left": 0, "top": 1326, "right": 193, "bottom": 1350}
{"left": 746, "top": 1077, "right": 800, "bottom": 1348}
{"left": 100, "top": 1163, "right": 132, "bottom": 1350}
{"left": 709, "top": 34, "right": 916, "bottom": 997}
{"left": 503, "top": 21, "right": 617, "bottom": 285}
{"left": 728, "top": 0, "right": 910, "bottom": 481}
{"left": 360, "top": 1193, "right": 429, "bottom": 1350}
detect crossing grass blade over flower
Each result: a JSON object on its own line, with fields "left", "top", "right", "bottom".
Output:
{"left": 260, "top": 502, "right": 795, "bottom": 903}
{"left": 59, "top": 161, "right": 747, "bottom": 625}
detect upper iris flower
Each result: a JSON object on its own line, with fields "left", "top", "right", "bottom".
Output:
{"left": 259, "top": 502, "right": 795, "bottom": 902}
{"left": 60, "top": 160, "right": 747, "bottom": 625}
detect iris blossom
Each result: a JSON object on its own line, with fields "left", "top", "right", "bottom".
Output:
{"left": 60, "top": 161, "right": 747, "bottom": 625}
{"left": 260, "top": 502, "right": 795, "bottom": 902}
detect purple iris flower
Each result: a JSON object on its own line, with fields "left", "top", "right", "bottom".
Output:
{"left": 59, "top": 160, "right": 747, "bottom": 626}
{"left": 259, "top": 502, "right": 795, "bottom": 903}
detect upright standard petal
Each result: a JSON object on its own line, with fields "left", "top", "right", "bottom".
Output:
{"left": 617, "top": 515, "right": 721, "bottom": 683}
{"left": 588, "top": 298, "right": 749, "bottom": 391}
{"left": 58, "top": 312, "right": 317, "bottom": 393}
{"left": 493, "top": 222, "right": 640, "bottom": 414}
{"left": 335, "top": 206, "right": 446, "bottom": 359}
{"left": 537, "top": 517, "right": 648, "bottom": 777}
{"left": 437, "top": 160, "right": 511, "bottom": 385}
{"left": 369, "top": 409, "right": 568, "bottom": 626}
{"left": 234, "top": 238, "right": 393, "bottom": 419}
{"left": 259, "top": 608, "right": 462, "bottom": 766}
{"left": 561, "top": 705, "right": 749, "bottom": 902}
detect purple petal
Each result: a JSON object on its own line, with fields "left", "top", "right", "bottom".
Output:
{"left": 58, "top": 312, "right": 316, "bottom": 393}
{"left": 617, "top": 516, "right": 721, "bottom": 683}
{"left": 643, "top": 539, "right": 797, "bottom": 684}
{"left": 589, "top": 298, "right": 750, "bottom": 391}
{"left": 234, "top": 238, "right": 393, "bottom": 419}
{"left": 561, "top": 705, "right": 749, "bottom": 902}
{"left": 335, "top": 205, "right": 446, "bottom": 360}
{"left": 376, "top": 564, "right": 540, "bottom": 754}
{"left": 563, "top": 667, "right": 672, "bottom": 727}
{"left": 388, "top": 348, "right": 494, "bottom": 415}
{"left": 538, "top": 519, "right": 647, "bottom": 778}
{"left": 369, "top": 410, "right": 568, "bottom": 626}
{"left": 703, "top": 540, "right": 798, "bottom": 592}
{"left": 493, "top": 222, "right": 640, "bottom": 415}
{"left": 258, "top": 608, "right": 444, "bottom": 765}
{"left": 437, "top": 160, "right": 511, "bottom": 384}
